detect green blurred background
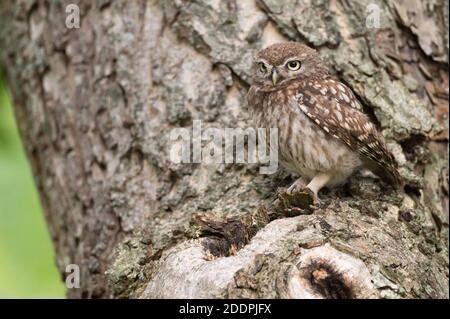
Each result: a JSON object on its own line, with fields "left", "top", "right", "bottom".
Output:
{"left": 0, "top": 74, "right": 65, "bottom": 298}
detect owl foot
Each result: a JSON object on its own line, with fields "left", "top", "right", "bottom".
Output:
{"left": 287, "top": 177, "right": 308, "bottom": 194}
{"left": 274, "top": 186, "right": 318, "bottom": 216}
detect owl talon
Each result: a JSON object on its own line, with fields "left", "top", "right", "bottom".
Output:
{"left": 287, "top": 177, "right": 308, "bottom": 195}
{"left": 310, "top": 195, "right": 323, "bottom": 209}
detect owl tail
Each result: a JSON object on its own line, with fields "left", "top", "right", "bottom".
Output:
{"left": 362, "top": 157, "right": 404, "bottom": 189}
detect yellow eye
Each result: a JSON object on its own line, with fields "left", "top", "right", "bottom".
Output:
{"left": 259, "top": 62, "right": 267, "bottom": 73}
{"left": 286, "top": 60, "right": 301, "bottom": 71}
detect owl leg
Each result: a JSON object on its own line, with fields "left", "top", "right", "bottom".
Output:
{"left": 305, "top": 172, "right": 332, "bottom": 200}
{"left": 287, "top": 176, "right": 308, "bottom": 193}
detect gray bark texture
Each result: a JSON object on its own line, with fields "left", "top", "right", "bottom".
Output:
{"left": 0, "top": 0, "right": 448, "bottom": 299}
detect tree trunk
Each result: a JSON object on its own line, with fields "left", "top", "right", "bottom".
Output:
{"left": 0, "top": 0, "right": 448, "bottom": 299}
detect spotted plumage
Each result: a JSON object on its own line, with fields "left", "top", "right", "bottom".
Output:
{"left": 247, "top": 42, "right": 402, "bottom": 200}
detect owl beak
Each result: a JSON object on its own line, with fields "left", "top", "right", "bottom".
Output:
{"left": 271, "top": 70, "right": 279, "bottom": 85}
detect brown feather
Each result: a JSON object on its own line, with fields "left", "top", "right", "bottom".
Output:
{"left": 292, "top": 78, "right": 403, "bottom": 188}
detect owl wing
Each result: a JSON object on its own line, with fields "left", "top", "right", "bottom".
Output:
{"left": 294, "top": 79, "right": 403, "bottom": 187}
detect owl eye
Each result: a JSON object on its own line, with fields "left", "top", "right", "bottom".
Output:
{"left": 286, "top": 60, "right": 301, "bottom": 71}
{"left": 258, "top": 62, "right": 267, "bottom": 73}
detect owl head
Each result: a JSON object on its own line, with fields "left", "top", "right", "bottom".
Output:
{"left": 251, "top": 42, "right": 328, "bottom": 91}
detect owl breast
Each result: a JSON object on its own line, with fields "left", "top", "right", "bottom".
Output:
{"left": 250, "top": 88, "right": 362, "bottom": 186}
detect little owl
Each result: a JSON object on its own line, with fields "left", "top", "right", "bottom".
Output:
{"left": 247, "top": 42, "right": 402, "bottom": 203}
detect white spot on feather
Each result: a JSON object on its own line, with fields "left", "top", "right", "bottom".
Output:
{"left": 341, "top": 93, "right": 350, "bottom": 102}
{"left": 334, "top": 110, "right": 343, "bottom": 121}
{"left": 299, "top": 104, "right": 308, "bottom": 113}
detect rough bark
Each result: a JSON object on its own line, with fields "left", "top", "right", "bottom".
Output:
{"left": 0, "top": 0, "right": 448, "bottom": 299}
